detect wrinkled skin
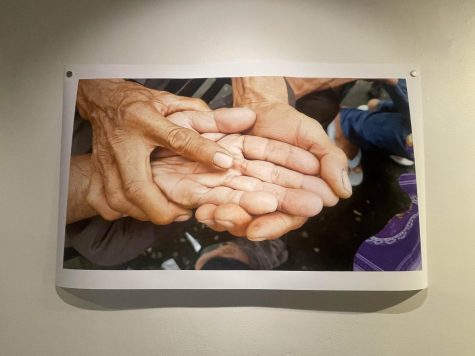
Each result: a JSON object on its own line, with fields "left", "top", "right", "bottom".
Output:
{"left": 198, "top": 102, "right": 350, "bottom": 240}
{"left": 151, "top": 109, "right": 338, "bottom": 240}
{"left": 199, "top": 77, "right": 352, "bottom": 240}
{"left": 77, "top": 78, "right": 349, "bottom": 241}
{"left": 77, "top": 79, "right": 239, "bottom": 225}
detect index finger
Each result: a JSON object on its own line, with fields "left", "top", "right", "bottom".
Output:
{"left": 131, "top": 102, "right": 236, "bottom": 170}
{"left": 167, "top": 107, "right": 256, "bottom": 134}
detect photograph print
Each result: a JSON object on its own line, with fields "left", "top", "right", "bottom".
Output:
{"left": 63, "top": 74, "right": 422, "bottom": 274}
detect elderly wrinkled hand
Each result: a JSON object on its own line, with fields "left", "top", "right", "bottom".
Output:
{"left": 76, "top": 79, "right": 239, "bottom": 224}
{"left": 67, "top": 106, "right": 337, "bottom": 236}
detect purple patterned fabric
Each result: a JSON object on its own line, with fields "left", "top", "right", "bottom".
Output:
{"left": 353, "top": 173, "right": 421, "bottom": 271}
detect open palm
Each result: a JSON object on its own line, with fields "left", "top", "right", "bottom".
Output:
{"left": 151, "top": 131, "right": 337, "bottom": 237}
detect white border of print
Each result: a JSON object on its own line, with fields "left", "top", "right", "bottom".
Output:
{"left": 56, "top": 62, "right": 427, "bottom": 291}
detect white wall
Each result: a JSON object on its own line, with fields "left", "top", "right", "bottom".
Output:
{"left": 1, "top": 0, "right": 474, "bottom": 355}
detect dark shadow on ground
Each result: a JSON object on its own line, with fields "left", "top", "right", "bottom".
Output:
{"left": 57, "top": 287, "right": 426, "bottom": 313}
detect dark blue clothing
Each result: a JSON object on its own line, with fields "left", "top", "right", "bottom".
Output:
{"left": 340, "top": 80, "right": 413, "bottom": 159}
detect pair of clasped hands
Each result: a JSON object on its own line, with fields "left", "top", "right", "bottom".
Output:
{"left": 69, "top": 77, "right": 352, "bottom": 241}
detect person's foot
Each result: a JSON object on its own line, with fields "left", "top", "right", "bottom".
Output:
{"left": 367, "top": 98, "right": 381, "bottom": 111}
{"left": 390, "top": 134, "right": 414, "bottom": 166}
{"left": 333, "top": 114, "right": 360, "bottom": 160}
{"left": 328, "top": 114, "right": 363, "bottom": 186}
{"left": 195, "top": 238, "right": 288, "bottom": 270}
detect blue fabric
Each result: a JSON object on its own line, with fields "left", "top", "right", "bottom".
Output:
{"left": 340, "top": 79, "right": 413, "bottom": 159}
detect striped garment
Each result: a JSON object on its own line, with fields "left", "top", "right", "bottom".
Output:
{"left": 353, "top": 173, "right": 421, "bottom": 271}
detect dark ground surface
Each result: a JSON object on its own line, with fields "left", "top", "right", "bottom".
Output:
{"left": 64, "top": 80, "right": 416, "bottom": 271}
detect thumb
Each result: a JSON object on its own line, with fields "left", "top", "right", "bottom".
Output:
{"left": 157, "top": 107, "right": 257, "bottom": 169}
{"left": 167, "top": 107, "right": 256, "bottom": 135}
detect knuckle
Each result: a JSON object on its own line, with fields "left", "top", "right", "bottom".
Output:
{"left": 168, "top": 111, "right": 187, "bottom": 126}
{"left": 117, "top": 101, "right": 138, "bottom": 122}
{"left": 264, "top": 139, "right": 276, "bottom": 159}
{"left": 271, "top": 164, "right": 280, "bottom": 184}
{"left": 86, "top": 193, "right": 121, "bottom": 221}
{"left": 239, "top": 159, "right": 250, "bottom": 175}
{"left": 166, "top": 127, "right": 196, "bottom": 154}
{"left": 190, "top": 97, "right": 208, "bottom": 109}
{"left": 101, "top": 210, "right": 122, "bottom": 221}
{"left": 106, "top": 192, "right": 127, "bottom": 211}
{"left": 86, "top": 192, "right": 100, "bottom": 209}
{"left": 117, "top": 100, "right": 154, "bottom": 126}
{"left": 123, "top": 180, "right": 146, "bottom": 200}
{"left": 283, "top": 146, "right": 295, "bottom": 168}
{"left": 308, "top": 140, "right": 330, "bottom": 156}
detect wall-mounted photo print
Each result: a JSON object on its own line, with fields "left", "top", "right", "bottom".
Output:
{"left": 57, "top": 63, "right": 427, "bottom": 290}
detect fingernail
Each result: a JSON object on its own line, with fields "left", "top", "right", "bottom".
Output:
{"left": 249, "top": 236, "right": 267, "bottom": 242}
{"left": 174, "top": 214, "right": 192, "bottom": 222}
{"left": 248, "top": 229, "right": 269, "bottom": 241}
{"left": 341, "top": 169, "right": 352, "bottom": 197}
{"left": 213, "top": 152, "right": 233, "bottom": 169}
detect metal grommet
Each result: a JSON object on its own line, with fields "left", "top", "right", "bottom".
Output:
{"left": 66, "top": 71, "right": 73, "bottom": 78}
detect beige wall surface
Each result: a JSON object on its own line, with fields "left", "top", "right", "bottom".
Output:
{"left": 1, "top": 0, "right": 474, "bottom": 355}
